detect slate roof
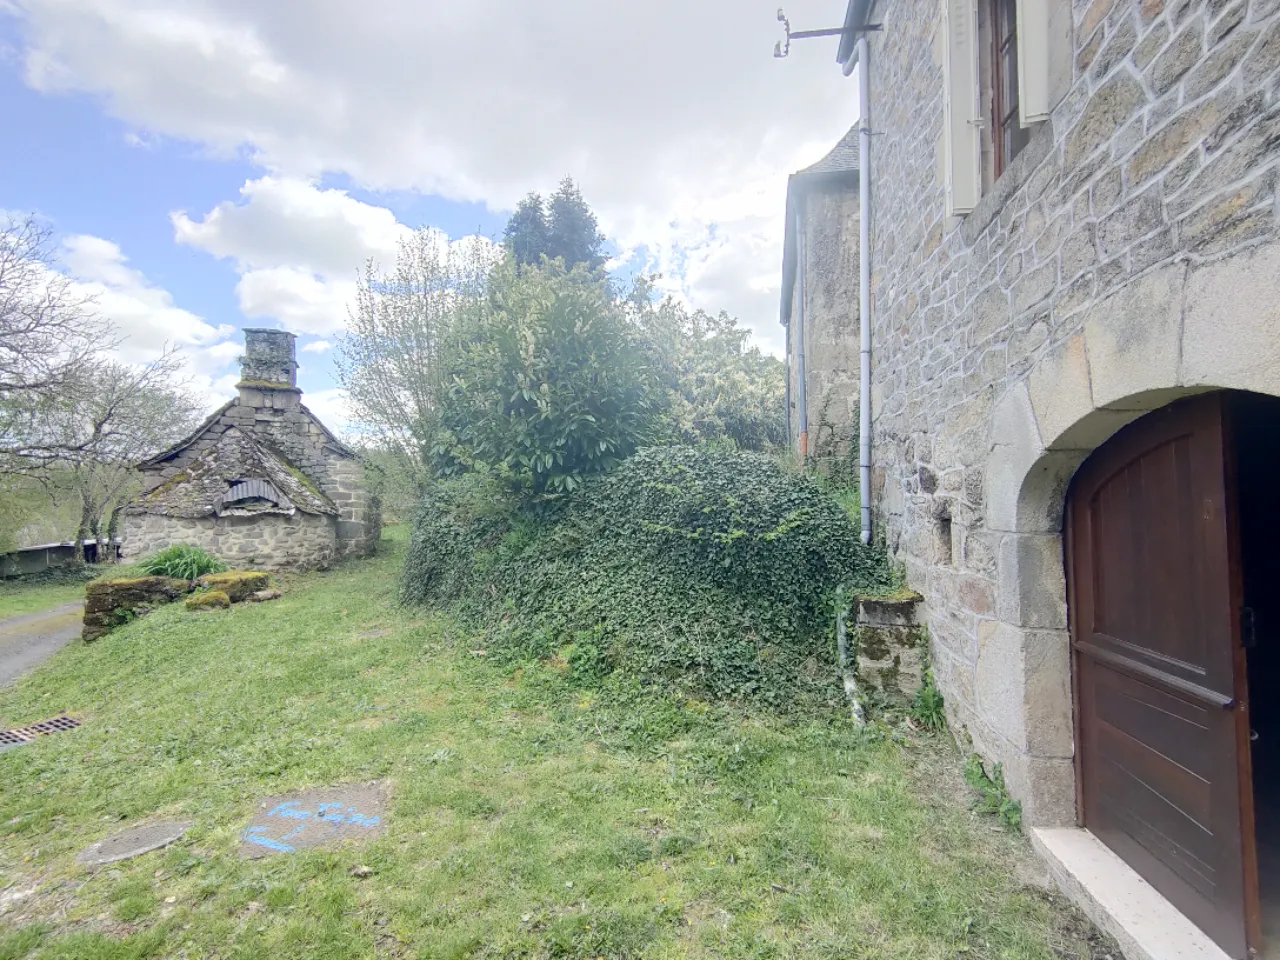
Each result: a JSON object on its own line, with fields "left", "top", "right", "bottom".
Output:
{"left": 139, "top": 400, "right": 356, "bottom": 469}
{"left": 794, "top": 126, "right": 859, "bottom": 177}
{"left": 127, "top": 427, "right": 338, "bottom": 519}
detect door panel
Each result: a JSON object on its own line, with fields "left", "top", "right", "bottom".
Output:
{"left": 1069, "top": 393, "right": 1253, "bottom": 958}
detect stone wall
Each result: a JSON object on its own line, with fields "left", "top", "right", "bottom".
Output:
{"left": 787, "top": 182, "right": 862, "bottom": 466}
{"left": 122, "top": 511, "right": 337, "bottom": 572}
{"left": 330, "top": 454, "right": 381, "bottom": 559}
{"left": 853, "top": 0, "right": 1280, "bottom": 824}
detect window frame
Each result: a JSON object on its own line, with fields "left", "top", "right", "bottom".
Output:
{"left": 988, "top": 0, "right": 1030, "bottom": 178}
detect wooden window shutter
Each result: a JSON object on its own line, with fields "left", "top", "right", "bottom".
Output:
{"left": 941, "top": 0, "right": 981, "bottom": 217}
{"left": 1016, "top": 0, "right": 1051, "bottom": 124}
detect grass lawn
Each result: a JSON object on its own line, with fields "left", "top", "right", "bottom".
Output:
{"left": 0, "top": 529, "right": 1110, "bottom": 960}
{"left": 0, "top": 581, "right": 87, "bottom": 622}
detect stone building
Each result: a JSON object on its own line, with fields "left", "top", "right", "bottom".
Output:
{"left": 782, "top": 128, "right": 862, "bottom": 469}
{"left": 123, "top": 329, "right": 380, "bottom": 570}
{"left": 787, "top": 1, "right": 1280, "bottom": 957}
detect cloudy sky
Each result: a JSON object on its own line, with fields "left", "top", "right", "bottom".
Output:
{"left": 2, "top": 0, "right": 859, "bottom": 428}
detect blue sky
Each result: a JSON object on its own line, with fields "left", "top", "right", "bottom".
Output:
{"left": 2, "top": 0, "right": 855, "bottom": 429}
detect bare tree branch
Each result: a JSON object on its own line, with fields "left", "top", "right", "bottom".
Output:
{"left": 335, "top": 230, "right": 495, "bottom": 496}
{"left": 0, "top": 214, "right": 116, "bottom": 396}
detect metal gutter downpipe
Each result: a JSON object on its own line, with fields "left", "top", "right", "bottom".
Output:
{"left": 784, "top": 319, "right": 793, "bottom": 448}
{"left": 855, "top": 34, "right": 872, "bottom": 544}
{"left": 795, "top": 207, "right": 810, "bottom": 460}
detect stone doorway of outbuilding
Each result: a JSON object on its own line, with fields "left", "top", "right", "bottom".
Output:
{"left": 1056, "top": 390, "right": 1280, "bottom": 960}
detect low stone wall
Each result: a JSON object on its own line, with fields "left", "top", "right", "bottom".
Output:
{"left": 84, "top": 576, "right": 192, "bottom": 642}
{"left": 122, "top": 512, "right": 336, "bottom": 571}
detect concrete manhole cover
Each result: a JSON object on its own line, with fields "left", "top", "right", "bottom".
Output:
{"left": 239, "top": 783, "right": 388, "bottom": 859}
{"left": 77, "top": 821, "right": 192, "bottom": 866}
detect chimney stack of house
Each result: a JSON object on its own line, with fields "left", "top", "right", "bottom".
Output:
{"left": 240, "top": 328, "right": 298, "bottom": 390}
{"left": 238, "top": 328, "right": 299, "bottom": 409}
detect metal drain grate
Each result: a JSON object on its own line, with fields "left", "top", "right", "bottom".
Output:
{"left": 0, "top": 714, "right": 81, "bottom": 746}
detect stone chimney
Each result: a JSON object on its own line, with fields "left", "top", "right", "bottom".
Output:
{"left": 238, "top": 328, "right": 300, "bottom": 408}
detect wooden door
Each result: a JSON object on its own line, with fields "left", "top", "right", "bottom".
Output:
{"left": 1067, "top": 393, "right": 1257, "bottom": 958}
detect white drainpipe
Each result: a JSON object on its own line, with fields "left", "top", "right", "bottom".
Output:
{"left": 795, "top": 207, "right": 810, "bottom": 459}
{"left": 852, "top": 35, "right": 873, "bottom": 544}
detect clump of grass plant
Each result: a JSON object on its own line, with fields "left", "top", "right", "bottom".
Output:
{"left": 137, "top": 544, "right": 227, "bottom": 581}
{"left": 911, "top": 661, "right": 948, "bottom": 733}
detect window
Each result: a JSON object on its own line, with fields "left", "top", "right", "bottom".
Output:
{"left": 941, "top": 0, "right": 1052, "bottom": 217}
{"left": 989, "top": 0, "right": 1030, "bottom": 177}
{"left": 218, "top": 478, "right": 295, "bottom": 516}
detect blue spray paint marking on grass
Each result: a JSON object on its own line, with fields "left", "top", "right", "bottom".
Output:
{"left": 242, "top": 797, "right": 383, "bottom": 854}
{"left": 243, "top": 826, "right": 296, "bottom": 853}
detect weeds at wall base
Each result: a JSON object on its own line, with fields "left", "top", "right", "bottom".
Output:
{"left": 964, "top": 754, "right": 1024, "bottom": 831}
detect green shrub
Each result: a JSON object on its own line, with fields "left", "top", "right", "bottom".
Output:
{"left": 431, "top": 260, "right": 662, "bottom": 498}
{"left": 403, "top": 447, "right": 895, "bottom": 709}
{"left": 138, "top": 545, "right": 227, "bottom": 580}
{"left": 631, "top": 283, "right": 786, "bottom": 451}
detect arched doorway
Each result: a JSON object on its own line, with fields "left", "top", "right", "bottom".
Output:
{"left": 1066, "top": 390, "right": 1280, "bottom": 959}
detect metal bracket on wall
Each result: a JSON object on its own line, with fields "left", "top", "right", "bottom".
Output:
{"left": 773, "top": 9, "right": 882, "bottom": 59}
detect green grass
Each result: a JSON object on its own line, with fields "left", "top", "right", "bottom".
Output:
{"left": 0, "top": 530, "right": 1109, "bottom": 959}
{"left": 0, "top": 581, "right": 86, "bottom": 621}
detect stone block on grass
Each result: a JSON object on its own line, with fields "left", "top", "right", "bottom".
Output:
{"left": 852, "top": 589, "right": 928, "bottom": 710}
{"left": 186, "top": 590, "right": 232, "bottom": 611}
{"left": 197, "top": 571, "right": 270, "bottom": 603}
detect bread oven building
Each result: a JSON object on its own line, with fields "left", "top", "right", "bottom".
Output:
{"left": 122, "top": 329, "right": 379, "bottom": 570}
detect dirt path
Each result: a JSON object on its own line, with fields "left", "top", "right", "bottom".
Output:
{"left": 0, "top": 602, "right": 83, "bottom": 688}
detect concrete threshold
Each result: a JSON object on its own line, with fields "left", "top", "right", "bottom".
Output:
{"left": 1031, "top": 827, "right": 1231, "bottom": 960}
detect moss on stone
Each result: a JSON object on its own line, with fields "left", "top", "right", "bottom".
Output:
{"left": 146, "top": 471, "right": 191, "bottom": 497}
{"left": 198, "top": 571, "right": 270, "bottom": 603}
{"left": 186, "top": 590, "right": 231, "bottom": 610}
{"left": 277, "top": 457, "right": 328, "bottom": 501}
{"left": 92, "top": 576, "right": 165, "bottom": 589}
{"left": 88, "top": 564, "right": 150, "bottom": 586}
{"left": 235, "top": 380, "right": 303, "bottom": 392}
{"left": 855, "top": 585, "right": 923, "bottom": 603}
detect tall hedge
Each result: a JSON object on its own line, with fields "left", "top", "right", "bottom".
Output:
{"left": 403, "top": 447, "right": 894, "bottom": 709}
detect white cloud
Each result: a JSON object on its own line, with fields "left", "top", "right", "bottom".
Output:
{"left": 233, "top": 264, "right": 355, "bottom": 337}
{"left": 301, "top": 387, "right": 352, "bottom": 437}
{"left": 172, "top": 175, "right": 410, "bottom": 275}
{"left": 174, "top": 176, "right": 498, "bottom": 338}
{"left": 301, "top": 339, "right": 331, "bottom": 353}
{"left": 7, "top": 0, "right": 859, "bottom": 352}
{"left": 57, "top": 234, "right": 240, "bottom": 406}
{"left": 172, "top": 176, "right": 392, "bottom": 338}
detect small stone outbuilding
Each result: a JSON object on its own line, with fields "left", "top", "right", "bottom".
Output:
{"left": 123, "top": 329, "right": 379, "bottom": 570}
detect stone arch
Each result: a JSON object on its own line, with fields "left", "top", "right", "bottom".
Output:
{"left": 976, "top": 246, "right": 1280, "bottom": 827}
